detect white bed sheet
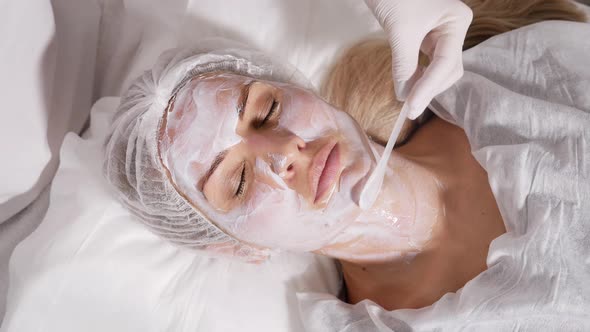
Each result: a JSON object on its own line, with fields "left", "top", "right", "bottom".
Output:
{"left": 0, "top": 0, "right": 101, "bottom": 324}
{"left": 0, "top": 188, "right": 49, "bottom": 325}
{"left": 0, "top": 0, "right": 99, "bottom": 223}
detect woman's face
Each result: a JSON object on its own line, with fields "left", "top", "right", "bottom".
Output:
{"left": 159, "top": 72, "right": 375, "bottom": 251}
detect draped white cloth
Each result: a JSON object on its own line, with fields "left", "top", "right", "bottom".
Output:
{"left": 298, "top": 21, "right": 590, "bottom": 332}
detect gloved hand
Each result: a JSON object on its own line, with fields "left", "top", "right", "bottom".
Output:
{"left": 364, "top": 0, "right": 473, "bottom": 119}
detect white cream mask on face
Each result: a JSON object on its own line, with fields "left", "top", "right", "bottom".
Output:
{"left": 159, "top": 73, "right": 378, "bottom": 252}
{"left": 159, "top": 72, "right": 434, "bottom": 255}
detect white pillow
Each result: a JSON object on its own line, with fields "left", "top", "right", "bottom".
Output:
{"left": 94, "top": 0, "right": 383, "bottom": 96}
{"left": 1, "top": 98, "right": 340, "bottom": 332}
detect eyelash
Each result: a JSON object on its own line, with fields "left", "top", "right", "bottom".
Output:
{"left": 235, "top": 95, "right": 278, "bottom": 198}
{"left": 256, "top": 99, "right": 279, "bottom": 128}
{"left": 236, "top": 164, "right": 246, "bottom": 198}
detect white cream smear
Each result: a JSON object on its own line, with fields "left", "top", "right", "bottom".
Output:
{"left": 359, "top": 102, "right": 410, "bottom": 210}
{"left": 319, "top": 148, "right": 441, "bottom": 262}
{"left": 160, "top": 73, "right": 373, "bottom": 252}
{"left": 159, "top": 73, "right": 437, "bottom": 258}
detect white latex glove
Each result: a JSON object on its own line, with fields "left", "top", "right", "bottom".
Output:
{"left": 364, "top": 0, "right": 473, "bottom": 119}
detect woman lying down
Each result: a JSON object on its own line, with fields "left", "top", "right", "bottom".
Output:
{"left": 104, "top": 0, "right": 589, "bottom": 329}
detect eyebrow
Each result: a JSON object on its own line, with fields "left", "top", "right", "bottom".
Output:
{"left": 201, "top": 150, "right": 229, "bottom": 189}
{"left": 237, "top": 80, "right": 255, "bottom": 119}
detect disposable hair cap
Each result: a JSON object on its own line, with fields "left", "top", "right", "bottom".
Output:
{"left": 103, "top": 38, "right": 311, "bottom": 260}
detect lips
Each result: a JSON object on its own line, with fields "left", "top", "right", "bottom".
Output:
{"left": 310, "top": 142, "right": 341, "bottom": 204}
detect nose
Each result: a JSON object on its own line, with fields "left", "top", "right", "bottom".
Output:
{"left": 245, "top": 129, "right": 305, "bottom": 180}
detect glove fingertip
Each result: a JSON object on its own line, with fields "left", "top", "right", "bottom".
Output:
{"left": 407, "top": 108, "right": 420, "bottom": 120}
{"left": 406, "top": 101, "right": 427, "bottom": 120}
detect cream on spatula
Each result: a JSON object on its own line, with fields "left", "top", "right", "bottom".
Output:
{"left": 358, "top": 102, "right": 410, "bottom": 210}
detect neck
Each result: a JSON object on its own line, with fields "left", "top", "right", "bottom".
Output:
{"left": 317, "top": 142, "right": 445, "bottom": 262}
{"left": 339, "top": 237, "right": 465, "bottom": 310}
{"left": 319, "top": 117, "right": 506, "bottom": 310}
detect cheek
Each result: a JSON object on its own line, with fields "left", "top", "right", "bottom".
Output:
{"left": 214, "top": 157, "right": 363, "bottom": 251}
{"left": 233, "top": 190, "right": 312, "bottom": 249}
{"left": 219, "top": 160, "right": 314, "bottom": 249}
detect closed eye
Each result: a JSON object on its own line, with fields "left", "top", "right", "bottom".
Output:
{"left": 256, "top": 99, "right": 280, "bottom": 128}
{"left": 236, "top": 164, "right": 246, "bottom": 197}
{"left": 264, "top": 100, "right": 279, "bottom": 123}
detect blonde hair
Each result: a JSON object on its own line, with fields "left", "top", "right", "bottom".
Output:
{"left": 321, "top": 0, "right": 587, "bottom": 145}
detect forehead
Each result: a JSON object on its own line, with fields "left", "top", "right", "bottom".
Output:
{"left": 159, "top": 72, "right": 252, "bottom": 179}
{"left": 193, "top": 71, "right": 250, "bottom": 86}
{"left": 163, "top": 72, "right": 249, "bottom": 139}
